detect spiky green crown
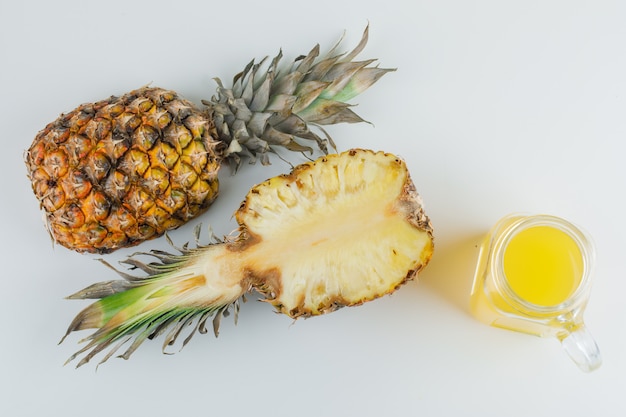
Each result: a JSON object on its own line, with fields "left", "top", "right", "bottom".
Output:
{"left": 203, "top": 25, "right": 395, "bottom": 165}
{"left": 60, "top": 227, "right": 244, "bottom": 368}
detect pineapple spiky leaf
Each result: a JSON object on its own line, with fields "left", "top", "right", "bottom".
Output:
{"left": 204, "top": 24, "right": 396, "bottom": 166}
{"left": 62, "top": 149, "right": 434, "bottom": 367}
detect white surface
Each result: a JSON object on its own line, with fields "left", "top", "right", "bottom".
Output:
{"left": 1, "top": 0, "right": 625, "bottom": 415}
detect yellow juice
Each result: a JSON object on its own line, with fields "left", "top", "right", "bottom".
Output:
{"left": 503, "top": 226, "right": 584, "bottom": 307}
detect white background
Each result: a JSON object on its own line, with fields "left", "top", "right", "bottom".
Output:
{"left": 1, "top": 0, "right": 625, "bottom": 415}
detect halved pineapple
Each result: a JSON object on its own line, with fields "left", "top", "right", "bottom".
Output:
{"left": 62, "top": 149, "right": 434, "bottom": 367}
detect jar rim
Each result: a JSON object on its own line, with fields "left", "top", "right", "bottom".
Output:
{"left": 490, "top": 214, "right": 595, "bottom": 315}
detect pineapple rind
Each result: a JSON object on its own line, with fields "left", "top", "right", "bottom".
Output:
{"left": 26, "top": 87, "right": 222, "bottom": 254}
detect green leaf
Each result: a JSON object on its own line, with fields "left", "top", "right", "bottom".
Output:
{"left": 331, "top": 67, "right": 396, "bottom": 103}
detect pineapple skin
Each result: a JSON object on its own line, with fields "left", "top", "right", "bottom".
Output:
{"left": 25, "top": 87, "right": 223, "bottom": 253}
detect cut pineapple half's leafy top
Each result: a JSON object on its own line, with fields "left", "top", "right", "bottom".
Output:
{"left": 62, "top": 149, "right": 434, "bottom": 367}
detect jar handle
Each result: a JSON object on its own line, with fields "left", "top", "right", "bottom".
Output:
{"left": 560, "top": 324, "right": 602, "bottom": 372}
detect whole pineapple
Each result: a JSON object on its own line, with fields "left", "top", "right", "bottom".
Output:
{"left": 62, "top": 149, "right": 434, "bottom": 367}
{"left": 25, "top": 27, "right": 394, "bottom": 253}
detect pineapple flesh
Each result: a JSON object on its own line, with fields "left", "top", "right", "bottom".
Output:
{"left": 25, "top": 27, "right": 394, "bottom": 253}
{"left": 62, "top": 149, "right": 434, "bottom": 367}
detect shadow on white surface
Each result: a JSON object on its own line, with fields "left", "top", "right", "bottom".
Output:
{"left": 419, "top": 232, "right": 485, "bottom": 315}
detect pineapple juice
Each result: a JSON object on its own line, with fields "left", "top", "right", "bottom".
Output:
{"left": 503, "top": 225, "right": 583, "bottom": 308}
{"left": 470, "top": 214, "right": 601, "bottom": 372}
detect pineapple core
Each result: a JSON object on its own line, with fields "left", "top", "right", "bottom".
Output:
{"left": 63, "top": 149, "right": 434, "bottom": 367}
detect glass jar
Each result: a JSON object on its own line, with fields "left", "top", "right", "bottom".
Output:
{"left": 470, "top": 214, "right": 601, "bottom": 372}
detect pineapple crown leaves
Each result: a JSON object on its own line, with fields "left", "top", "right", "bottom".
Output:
{"left": 61, "top": 226, "right": 245, "bottom": 368}
{"left": 202, "top": 25, "right": 395, "bottom": 166}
